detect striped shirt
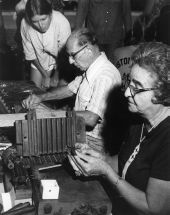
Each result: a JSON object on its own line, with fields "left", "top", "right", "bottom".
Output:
{"left": 68, "top": 52, "right": 121, "bottom": 139}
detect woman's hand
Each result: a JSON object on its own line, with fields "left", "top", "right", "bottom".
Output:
{"left": 22, "top": 94, "right": 42, "bottom": 109}
{"left": 68, "top": 148, "right": 110, "bottom": 177}
{"left": 74, "top": 143, "right": 91, "bottom": 151}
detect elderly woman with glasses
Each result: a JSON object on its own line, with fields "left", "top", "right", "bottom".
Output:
{"left": 68, "top": 42, "right": 170, "bottom": 215}
{"left": 21, "top": 0, "right": 71, "bottom": 89}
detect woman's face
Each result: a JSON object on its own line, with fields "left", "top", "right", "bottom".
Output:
{"left": 31, "top": 14, "right": 51, "bottom": 33}
{"left": 124, "top": 64, "right": 158, "bottom": 115}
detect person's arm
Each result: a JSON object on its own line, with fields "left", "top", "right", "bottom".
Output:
{"left": 22, "top": 84, "right": 74, "bottom": 109}
{"left": 42, "top": 84, "right": 74, "bottom": 101}
{"left": 75, "top": 0, "right": 89, "bottom": 29}
{"left": 50, "top": 67, "right": 59, "bottom": 88}
{"left": 106, "top": 154, "right": 118, "bottom": 173}
{"left": 107, "top": 172, "right": 170, "bottom": 215}
{"left": 32, "top": 59, "right": 49, "bottom": 78}
{"left": 77, "top": 73, "right": 121, "bottom": 129}
{"left": 122, "top": 0, "right": 132, "bottom": 33}
{"left": 73, "top": 150, "right": 170, "bottom": 215}
{"left": 15, "top": 0, "right": 27, "bottom": 15}
{"left": 76, "top": 110, "right": 100, "bottom": 128}
{"left": 31, "top": 59, "right": 51, "bottom": 88}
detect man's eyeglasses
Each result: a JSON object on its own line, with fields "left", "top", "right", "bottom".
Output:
{"left": 68, "top": 45, "right": 87, "bottom": 59}
{"left": 129, "top": 85, "right": 157, "bottom": 97}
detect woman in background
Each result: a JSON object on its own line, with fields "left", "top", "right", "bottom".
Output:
{"left": 21, "top": 0, "right": 71, "bottom": 89}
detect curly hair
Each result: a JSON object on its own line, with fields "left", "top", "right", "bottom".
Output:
{"left": 131, "top": 42, "right": 170, "bottom": 104}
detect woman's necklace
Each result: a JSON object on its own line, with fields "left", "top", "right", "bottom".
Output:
{"left": 122, "top": 107, "right": 169, "bottom": 179}
{"left": 139, "top": 121, "right": 156, "bottom": 143}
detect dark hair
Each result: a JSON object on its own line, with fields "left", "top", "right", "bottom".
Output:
{"left": 25, "top": 0, "right": 52, "bottom": 23}
{"left": 72, "top": 28, "right": 98, "bottom": 47}
{"left": 131, "top": 42, "right": 170, "bottom": 104}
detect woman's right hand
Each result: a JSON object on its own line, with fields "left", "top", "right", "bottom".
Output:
{"left": 68, "top": 147, "right": 110, "bottom": 177}
{"left": 22, "top": 94, "right": 42, "bottom": 109}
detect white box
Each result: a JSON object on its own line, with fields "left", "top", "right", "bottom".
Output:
{"left": 41, "top": 180, "right": 59, "bottom": 200}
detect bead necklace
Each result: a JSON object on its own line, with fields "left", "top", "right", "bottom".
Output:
{"left": 122, "top": 107, "right": 169, "bottom": 179}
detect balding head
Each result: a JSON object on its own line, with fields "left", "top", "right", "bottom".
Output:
{"left": 68, "top": 28, "right": 98, "bottom": 46}
{"left": 66, "top": 28, "right": 101, "bottom": 71}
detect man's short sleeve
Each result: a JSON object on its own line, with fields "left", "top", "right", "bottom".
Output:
{"left": 68, "top": 76, "right": 83, "bottom": 94}
{"left": 86, "top": 75, "right": 117, "bottom": 119}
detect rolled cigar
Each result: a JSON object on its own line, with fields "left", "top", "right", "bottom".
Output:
{"left": 2, "top": 205, "right": 35, "bottom": 215}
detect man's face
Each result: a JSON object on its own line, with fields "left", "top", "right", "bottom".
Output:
{"left": 66, "top": 37, "right": 90, "bottom": 71}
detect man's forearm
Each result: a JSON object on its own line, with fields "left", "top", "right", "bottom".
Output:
{"left": 76, "top": 110, "right": 99, "bottom": 128}
{"left": 40, "top": 85, "right": 74, "bottom": 102}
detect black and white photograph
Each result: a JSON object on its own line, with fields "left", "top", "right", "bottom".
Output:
{"left": 0, "top": 0, "right": 170, "bottom": 214}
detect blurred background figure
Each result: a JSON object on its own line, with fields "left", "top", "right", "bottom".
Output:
{"left": 155, "top": 0, "right": 170, "bottom": 45}
{"left": 20, "top": 0, "right": 71, "bottom": 89}
{"left": 0, "top": 0, "right": 8, "bottom": 54}
{"left": 51, "top": 0, "right": 65, "bottom": 13}
{"left": 75, "top": 0, "right": 132, "bottom": 63}
{"left": 0, "top": 0, "right": 19, "bottom": 80}
{"left": 14, "top": 0, "right": 27, "bottom": 56}
{"left": 15, "top": 0, "right": 27, "bottom": 15}
{"left": 133, "top": 0, "right": 170, "bottom": 45}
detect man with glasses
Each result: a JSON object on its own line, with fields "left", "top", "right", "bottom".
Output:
{"left": 22, "top": 28, "right": 121, "bottom": 151}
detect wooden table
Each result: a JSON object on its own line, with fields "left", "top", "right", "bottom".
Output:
{"left": 32, "top": 164, "right": 112, "bottom": 215}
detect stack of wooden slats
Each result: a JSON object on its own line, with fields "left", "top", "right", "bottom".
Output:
{"left": 15, "top": 111, "right": 85, "bottom": 166}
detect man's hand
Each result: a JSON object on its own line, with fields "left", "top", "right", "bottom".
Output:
{"left": 41, "top": 76, "right": 50, "bottom": 89}
{"left": 22, "top": 94, "right": 42, "bottom": 109}
{"left": 50, "top": 76, "right": 59, "bottom": 88}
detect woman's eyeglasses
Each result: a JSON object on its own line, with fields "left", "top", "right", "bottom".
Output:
{"left": 128, "top": 85, "right": 157, "bottom": 97}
